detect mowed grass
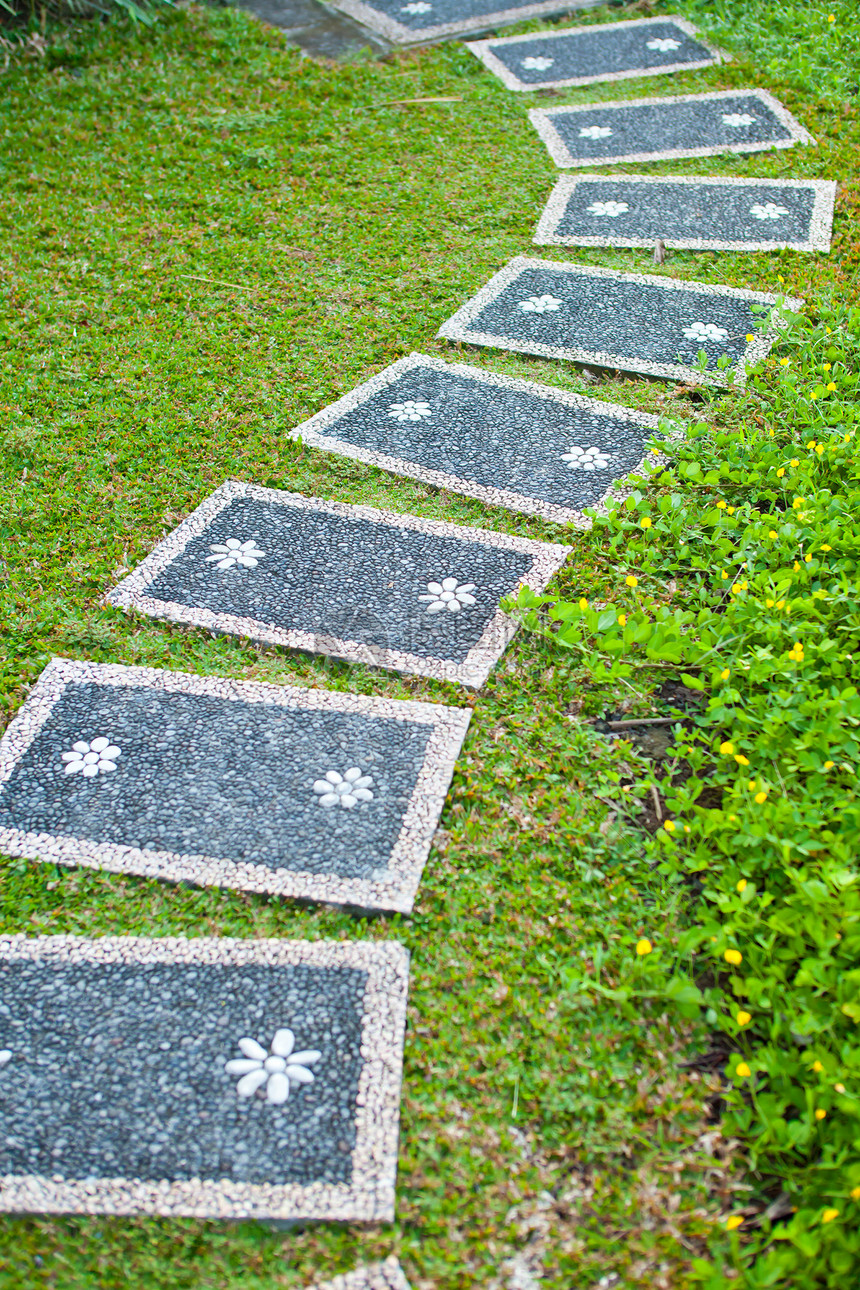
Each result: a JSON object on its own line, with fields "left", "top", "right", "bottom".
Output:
{"left": 0, "top": 0, "right": 858, "bottom": 1285}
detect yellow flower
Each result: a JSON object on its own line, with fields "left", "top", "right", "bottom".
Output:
{"left": 726, "top": 1215, "right": 744, "bottom": 1231}
{"left": 716, "top": 499, "right": 727, "bottom": 510}
{"left": 625, "top": 575, "right": 638, "bottom": 588}
{"left": 780, "top": 357, "right": 789, "bottom": 366}
{"left": 794, "top": 561, "right": 801, "bottom": 572}
{"left": 735, "top": 754, "right": 750, "bottom": 766}
{"left": 812, "top": 1060, "right": 824, "bottom": 1073}
{"left": 736, "top": 1062, "right": 751, "bottom": 1078}
{"left": 805, "top": 554, "right": 813, "bottom": 563}
{"left": 790, "top": 459, "right": 800, "bottom": 468}
{"left": 618, "top": 612, "right": 627, "bottom": 627}
{"left": 776, "top": 599, "right": 785, "bottom": 609}
{"left": 835, "top": 1083, "right": 846, "bottom": 1094}
{"left": 720, "top": 668, "right": 730, "bottom": 680}
{"left": 640, "top": 517, "right": 652, "bottom": 530}
{"left": 810, "top": 391, "right": 818, "bottom": 400}
{"left": 755, "top": 791, "right": 768, "bottom": 805}
{"left": 827, "top": 382, "right": 837, "bottom": 392}
{"left": 737, "top": 1011, "right": 751, "bottom": 1026}
{"left": 766, "top": 598, "right": 775, "bottom": 608}
{"left": 827, "top": 11, "right": 835, "bottom": 19}
{"left": 824, "top": 760, "right": 835, "bottom": 769}
{"left": 738, "top": 580, "right": 748, "bottom": 590}
{"left": 748, "top": 779, "right": 757, "bottom": 791}
{"left": 720, "top": 741, "right": 735, "bottom": 755}
{"left": 725, "top": 949, "right": 743, "bottom": 966}
{"left": 852, "top": 1187, "right": 860, "bottom": 1202}
{"left": 815, "top": 1108, "right": 827, "bottom": 1121}
{"left": 736, "top": 879, "right": 747, "bottom": 892}
{"left": 823, "top": 363, "right": 832, "bottom": 371}
{"left": 727, "top": 506, "right": 735, "bottom": 515}
{"left": 822, "top": 1208, "right": 839, "bottom": 1223}
{"left": 746, "top": 333, "right": 754, "bottom": 342}
{"left": 728, "top": 814, "right": 737, "bottom": 822}
{"left": 768, "top": 530, "right": 777, "bottom": 539}
{"left": 821, "top": 544, "right": 832, "bottom": 551}
{"left": 792, "top": 497, "right": 804, "bottom": 508}
{"left": 777, "top": 467, "right": 785, "bottom": 478}
{"left": 778, "top": 275, "right": 785, "bottom": 284}
{"left": 636, "top": 938, "right": 653, "bottom": 956}
{"left": 721, "top": 569, "right": 729, "bottom": 580}
{"left": 816, "top": 444, "right": 824, "bottom": 455}
{"left": 664, "top": 820, "right": 676, "bottom": 833}
{"left": 807, "top": 440, "right": 817, "bottom": 449}
{"left": 579, "top": 598, "right": 588, "bottom": 611}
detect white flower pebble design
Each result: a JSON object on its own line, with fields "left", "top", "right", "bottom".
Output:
{"left": 61, "top": 737, "right": 121, "bottom": 777}
{"left": 206, "top": 538, "right": 266, "bottom": 569}
{"left": 313, "top": 768, "right": 374, "bottom": 809}
{"left": 0, "top": 1050, "right": 11, "bottom": 1069}
{"left": 586, "top": 200, "right": 629, "bottom": 217}
{"left": 683, "top": 321, "right": 729, "bottom": 342}
{"left": 722, "top": 112, "right": 757, "bottom": 127}
{"left": 521, "top": 56, "right": 554, "bottom": 70}
{"left": 226, "top": 1029, "right": 321, "bottom": 1105}
{"left": 388, "top": 400, "right": 432, "bottom": 421}
{"left": 518, "top": 294, "right": 563, "bottom": 314}
{"left": 419, "top": 576, "right": 477, "bottom": 614}
{"left": 560, "top": 445, "right": 611, "bottom": 472}
{"left": 750, "top": 202, "right": 790, "bottom": 220}
{"left": 401, "top": 1, "right": 431, "bottom": 11}
{"left": 646, "top": 37, "right": 682, "bottom": 51}
{"left": 579, "top": 124, "right": 613, "bottom": 139}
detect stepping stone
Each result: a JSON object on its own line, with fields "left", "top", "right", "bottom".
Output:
{"left": 106, "top": 482, "right": 571, "bottom": 689}
{"left": 292, "top": 353, "right": 661, "bottom": 526}
{"left": 529, "top": 88, "right": 814, "bottom": 168}
{"left": 0, "top": 658, "right": 471, "bottom": 912}
{"left": 466, "top": 15, "right": 726, "bottom": 92}
{"left": 438, "top": 256, "right": 804, "bottom": 389}
{"left": 323, "top": 0, "right": 603, "bottom": 46}
{"left": 312, "top": 1260, "right": 411, "bottom": 1290}
{"left": 535, "top": 174, "right": 837, "bottom": 253}
{"left": 0, "top": 934, "right": 407, "bottom": 1221}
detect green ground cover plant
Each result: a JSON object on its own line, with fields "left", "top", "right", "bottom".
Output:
{"left": 0, "top": 0, "right": 858, "bottom": 1285}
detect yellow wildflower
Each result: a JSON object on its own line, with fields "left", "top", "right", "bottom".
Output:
{"left": 824, "top": 760, "right": 835, "bottom": 770}
{"left": 664, "top": 820, "right": 676, "bottom": 833}
{"left": 766, "top": 598, "right": 775, "bottom": 608}
{"left": 625, "top": 575, "right": 638, "bottom": 588}
{"left": 716, "top": 499, "right": 727, "bottom": 510}
{"left": 618, "top": 612, "right": 626, "bottom": 627}
{"left": 805, "top": 554, "right": 813, "bottom": 563}
{"left": 736, "top": 1011, "right": 751, "bottom": 1026}
{"left": 823, "top": 363, "right": 832, "bottom": 371}
{"left": 777, "top": 467, "right": 785, "bottom": 478}
{"left": 790, "top": 459, "right": 800, "bottom": 468}
{"left": 813, "top": 1061, "right": 824, "bottom": 1073}
{"left": 755, "top": 791, "right": 768, "bottom": 805}
{"left": 736, "top": 879, "right": 747, "bottom": 892}
{"left": 852, "top": 1187, "right": 860, "bottom": 1201}
{"left": 719, "top": 741, "right": 735, "bottom": 755}
{"left": 822, "top": 1208, "right": 838, "bottom": 1223}
{"left": 780, "top": 357, "right": 789, "bottom": 366}
{"left": 736, "top": 1062, "right": 751, "bottom": 1078}
{"left": 827, "top": 382, "right": 837, "bottom": 392}
{"left": 821, "top": 544, "right": 832, "bottom": 551}
{"left": 735, "top": 754, "right": 750, "bottom": 766}
{"left": 727, "top": 506, "right": 735, "bottom": 515}
{"left": 640, "top": 517, "right": 652, "bottom": 530}
{"left": 579, "top": 598, "right": 588, "bottom": 611}
{"left": 724, "top": 949, "right": 743, "bottom": 966}
{"left": 726, "top": 1215, "right": 744, "bottom": 1231}
{"left": 720, "top": 668, "right": 730, "bottom": 680}
{"left": 792, "top": 496, "right": 804, "bottom": 508}
{"left": 815, "top": 1108, "right": 827, "bottom": 1121}
{"left": 636, "top": 938, "right": 652, "bottom": 956}
{"left": 745, "top": 333, "right": 754, "bottom": 342}
{"left": 768, "top": 530, "right": 777, "bottom": 539}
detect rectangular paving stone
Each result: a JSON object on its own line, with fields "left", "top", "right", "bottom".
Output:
{"left": 0, "top": 934, "right": 407, "bottom": 1222}
{"left": 106, "top": 482, "right": 571, "bottom": 690}
{"left": 291, "top": 353, "right": 661, "bottom": 527}
{"left": 466, "top": 15, "right": 726, "bottom": 93}
{"left": 529, "top": 88, "right": 814, "bottom": 168}
{"left": 324, "top": 0, "right": 603, "bottom": 46}
{"left": 312, "top": 1260, "right": 411, "bottom": 1290}
{"left": 437, "top": 256, "right": 804, "bottom": 388}
{"left": 0, "top": 658, "right": 471, "bottom": 913}
{"left": 534, "top": 174, "right": 837, "bottom": 253}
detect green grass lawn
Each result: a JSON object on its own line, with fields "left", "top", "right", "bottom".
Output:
{"left": 1, "top": 0, "right": 858, "bottom": 1285}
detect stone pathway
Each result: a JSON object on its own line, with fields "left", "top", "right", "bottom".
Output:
{"left": 106, "top": 480, "right": 570, "bottom": 688}
{"left": 438, "top": 255, "right": 802, "bottom": 387}
{"left": 0, "top": 935, "right": 407, "bottom": 1222}
{"left": 0, "top": 6, "right": 834, "bottom": 1276}
{"left": 529, "top": 87, "right": 814, "bottom": 169}
{"left": 465, "top": 15, "right": 726, "bottom": 92}
{"left": 534, "top": 174, "right": 837, "bottom": 253}
{"left": 292, "top": 352, "right": 661, "bottom": 524}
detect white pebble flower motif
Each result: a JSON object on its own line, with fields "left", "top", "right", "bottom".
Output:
{"left": 586, "top": 200, "right": 629, "bottom": 217}
{"left": 646, "top": 37, "right": 681, "bottom": 51}
{"left": 206, "top": 538, "right": 266, "bottom": 570}
{"left": 750, "top": 202, "right": 790, "bottom": 220}
{"left": 62, "top": 737, "right": 121, "bottom": 777}
{"left": 0, "top": 1050, "right": 12, "bottom": 1070}
{"left": 313, "top": 768, "right": 374, "bottom": 809}
{"left": 722, "top": 112, "right": 757, "bottom": 127}
{"left": 683, "top": 321, "right": 729, "bottom": 342}
{"left": 521, "top": 56, "right": 554, "bottom": 70}
{"left": 226, "top": 1029, "right": 321, "bottom": 1105}
{"left": 519, "top": 294, "right": 563, "bottom": 314}
{"left": 561, "top": 445, "right": 611, "bottom": 472}
{"left": 579, "top": 125, "right": 613, "bottom": 139}
{"left": 419, "top": 576, "right": 476, "bottom": 614}
{"left": 388, "top": 399, "right": 432, "bottom": 422}
{"left": 401, "top": 1, "right": 431, "bottom": 11}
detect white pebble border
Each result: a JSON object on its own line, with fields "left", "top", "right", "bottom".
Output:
{"left": 465, "top": 16, "right": 728, "bottom": 93}
{"left": 0, "top": 935, "right": 408, "bottom": 1222}
{"left": 311, "top": 1258, "right": 411, "bottom": 1290}
{"left": 105, "top": 481, "right": 571, "bottom": 690}
{"left": 437, "top": 256, "right": 805, "bottom": 390}
{"left": 0, "top": 658, "right": 471, "bottom": 914}
{"left": 291, "top": 351, "right": 662, "bottom": 527}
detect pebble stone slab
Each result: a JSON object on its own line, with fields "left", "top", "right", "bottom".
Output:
{"left": 0, "top": 935, "right": 408, "bottom": 1222}
{"left": 323, "top": 0, "right": 603, "bottom": 45}
{"left": 438, "top": 256, "right": 804, "bottom": 389}
{"left": 466, "top": 16, "right": 727, "bottom": 93}
{"left": 0, "top": 658, "right": 471, "bottom": 913}
{"left": 292, "top": 352, "right": 661, "bottom": 527}
{"left": 529, "top": 88, "right": 815, "bottom": 169}
{"left": 311, "top": 1260, "right": 411, "bottom": 1290}
{"left": 106, "top": 482, "right": 571, "bottom": 690}
{"left": 534, "top": 174, "right": 838, "bottom": 253}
